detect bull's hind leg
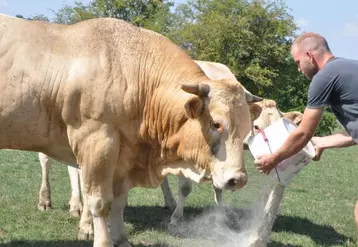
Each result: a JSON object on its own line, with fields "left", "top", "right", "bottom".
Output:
{"left": 70, "top": 126, "right": 119, "bottom": 247}
{"left": 38, "top": 152, "right": 52, "bottom": 211}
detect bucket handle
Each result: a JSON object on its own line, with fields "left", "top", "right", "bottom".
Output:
{"left": 254, "top": 126, "right": 282, "bottom": 183}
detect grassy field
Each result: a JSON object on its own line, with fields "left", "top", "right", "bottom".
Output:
{"left": 0, "top": 145, "right": 358, "bottom": 247}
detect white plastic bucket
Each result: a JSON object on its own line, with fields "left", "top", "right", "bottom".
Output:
{"left": 247, "top": 118, "right": 316, "bottom": 186}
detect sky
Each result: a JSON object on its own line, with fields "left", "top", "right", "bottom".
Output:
{"left": 1, "top": 0, "right": 358, "bottom": 59}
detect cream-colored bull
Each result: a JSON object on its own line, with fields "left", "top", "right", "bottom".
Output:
{"left": 0, "top": 15, "right": 263, "bottom": 247}
{"left": 162, "top": 100, "right": 303, "bottom": 231}
{"left": 158, "top": 61, "right": 303, "bottom": 231}
{"left": 36, "top": 60, "right": 302, "bottom": 241}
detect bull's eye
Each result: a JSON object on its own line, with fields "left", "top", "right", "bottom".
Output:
{"left": 212, "top": 121, "right": 221, "bottom": 129}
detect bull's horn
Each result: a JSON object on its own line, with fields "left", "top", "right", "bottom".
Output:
{"left": 181, "top": 83, "right": 210, "bottom": 97}
{"left": 244, "top": 88, "right": 263, "bottom": 103}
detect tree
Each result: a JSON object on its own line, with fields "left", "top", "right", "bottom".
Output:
{"left": 169, "top": 0, "right": 336, "bottom": 135}
{"left": 169, "top": 0, "right": 296, "bottom": 89}
{"left": 52, "top": 0, "right": 174, "bottom": 35}
{"left": 53, "top": 1, "right": 97, "bottom": 24}
{"left": 15, "top": 14, "right": 49, "bottom": 22}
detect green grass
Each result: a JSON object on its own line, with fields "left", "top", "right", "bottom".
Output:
{"left": 0, "top": 146, "right": 357, "bottom": 247}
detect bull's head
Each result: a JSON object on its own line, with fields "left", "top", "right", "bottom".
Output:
{"left": 175, "top": 79, "right": 262, "bottom": 191}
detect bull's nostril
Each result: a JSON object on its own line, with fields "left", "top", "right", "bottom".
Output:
{"left": 227, "top": 178, "right": 238, "bottom": 188}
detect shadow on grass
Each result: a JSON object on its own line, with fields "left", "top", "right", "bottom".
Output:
{"left": 126, "top": 205, "right": 355, "bottom": 246}
{"left": 124, "top": 205, "right": 250, "bottom": 234}
{"left": 0, "top": 240, "right": 92, "bottom": 247}
{"left": 1, "top": 206, "right": 353, "bottom": 247}
{"left": 0, "top": 240, "right": 169, "bottom": 247}
{"left": 268, "top": 241, "right": 303, "bottom": 247}
{"left": 124, "top": 204, "right": 213, "bottom": 230}
{"left": 272, "top": 215, "right": 355, "bottom": 246}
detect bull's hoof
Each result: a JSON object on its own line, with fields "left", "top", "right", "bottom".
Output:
{"left": 248, "top": 238, "right": 266, "bottom": 247}
{"left": 93, "top": 241, "right": 112, "bottom": 247}
{"left": 164, "top": 198, "right": 177, "bottom": 211}
{"left": 113, "top": 238, "right": 132, "bottom": 247}
{"left": 113, "top": 242, "right": 132, "bottom": 247}
{"left": 69, "top": 208, "right": 82, "bottom": 218}
{"left": 77, "top": 229, "right": 94, "bottom": 241}
{"left": 69, "top": 197, "right": 83, "bottom": 218}
{"left": 38, "top": 202, "right": 52, "bottom": 211}
{"left": 167, "top": 220, "right": 184, "bottom": 237}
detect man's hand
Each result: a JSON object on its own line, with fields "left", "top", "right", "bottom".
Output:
{"left": 254, "top": 153, "right": 279, "bottom": 175}
{"left": 311, "top": 136, "right": 324, "bottom": 161}
{"left": 255, "top": 108, "right": 323, "bottom": 176}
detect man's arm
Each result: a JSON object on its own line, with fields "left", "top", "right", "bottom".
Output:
{"left": 255, "top": 107, "right": 323, "bottom": 174}
{"left": 274, "top": 107, "right": 323, "bottom": 162}
{"left": 312, "top": 130, "right": 355, "bottom": 161}
{"left": 313, "top": 130, "right": 355, "bottom": 149}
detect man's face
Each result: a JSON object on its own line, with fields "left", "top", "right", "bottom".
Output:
{"left": 291, "top": 46, "right": 319, "bottom": 80}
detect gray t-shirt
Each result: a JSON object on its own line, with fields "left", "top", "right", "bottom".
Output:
{"left": 307, "top": 57, "right": 358, "bottom": 143}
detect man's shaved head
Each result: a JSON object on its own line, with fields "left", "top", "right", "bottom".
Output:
{"left": 291, "top": 32, "right": 331, "bottom": 54}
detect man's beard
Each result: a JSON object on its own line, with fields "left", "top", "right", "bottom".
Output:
{"left": 304, "top": 63, "right": 318, "bottom": 80}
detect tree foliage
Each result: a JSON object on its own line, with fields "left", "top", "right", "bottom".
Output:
{"left": 169, "top": 0, "right": 296, "bottom": 89}
{"left": 52, "top": 0, "right": 174, "bottom": 34}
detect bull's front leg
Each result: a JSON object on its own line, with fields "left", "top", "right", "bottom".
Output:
{"left": 110, "top": 191, "right": 131, "bottom": 247}
{"left": 160, "top": 177, "right": 177, "bottom": 210}
{"left": 38, "top": 152, "right": 52, "bottom": 211}
{"left": 71, "top": 126, "right": 119, "bottom": 247}
{"left": 78, "top": 191, "right": 94, "bottom": 240}
{"left": 168, "top": 176, "right": 192, "bottom": 235}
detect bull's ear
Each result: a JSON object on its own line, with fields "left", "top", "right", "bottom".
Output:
{"left": 249, "top": 103, "right": 262, "bottom": 121}
{"left": 184, "top": 97, "right": 205, "bottom": 119}
{"left": 283, "top": 111, "right": 303, "bottom": 125}
{"left": 181, "top": 83, "right": 210, "bottom": 97}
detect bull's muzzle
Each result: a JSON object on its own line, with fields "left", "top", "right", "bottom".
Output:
{"left": 224, "top": 173, "right": 248, "bottom": 191}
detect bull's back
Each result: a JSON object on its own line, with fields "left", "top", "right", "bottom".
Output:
{"left": 0, "top": 16, "right": 147, "bottom": 159}
{"left": 0, "top": 15, "right": 82, "bottom": 159}
{"left": 0, "top": 15, "right": 203, "bottom": 162}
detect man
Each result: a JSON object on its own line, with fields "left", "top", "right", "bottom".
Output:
{"left": 255, "top": 32, "right": 358, "bottom": 235}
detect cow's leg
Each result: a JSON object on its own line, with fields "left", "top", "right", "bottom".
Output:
{"left": 78, "top": 169, "right": 94, "bottom": 240}
{"left": 73, "top": 129, "right": 119, "bottom": 247}
{"left": 38, "top": 152, "right": 52, "bottom": 211}
{"left": 248, "top": 183, "right": 286, "bottom": 247}
{"left": 110, "top": 191, "right": 131, "bottom": 247}
{"left": 168, "top": 176, "right": 192, "bottom": 233}
{"left": 68, "top": 166, "right": 83, "bottom": 218}
{"left": 78, "top": 192, "right": 94, "bottom": 240}
{"left": 160, "top": 177, "right": 177, "bottom": 210}
{"left": 213, "top": 186, "right": 223, "bottom": 206}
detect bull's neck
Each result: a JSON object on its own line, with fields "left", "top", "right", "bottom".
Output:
{"left": 139, "top": 57, "right": 207, "bottom": 156}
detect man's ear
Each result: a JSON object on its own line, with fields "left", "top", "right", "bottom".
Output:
{"left": 184, "top": 97, "right": 205, "bottom": 119}
{"left": 249, "top": 103, "right": 262, "bottom": 121}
